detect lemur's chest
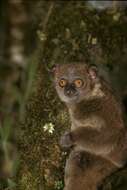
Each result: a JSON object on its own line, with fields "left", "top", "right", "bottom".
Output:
{"left": 69, "top": 109, "right": 105, "bottom": 131}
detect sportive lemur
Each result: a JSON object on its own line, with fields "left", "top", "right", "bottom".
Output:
{"left": 52, "top": 63, "right": 127, "bottom": 190}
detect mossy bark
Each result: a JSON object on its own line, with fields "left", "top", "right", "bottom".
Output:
{"left": 16, "top": 2, "right": 127, "bottom": 190}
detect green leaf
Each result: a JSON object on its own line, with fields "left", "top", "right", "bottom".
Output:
{"left": 0, "top": 117, "right": 13, "bottom": 142}
{"left": 7, "top": 178, "right": 16, "bottom": 188}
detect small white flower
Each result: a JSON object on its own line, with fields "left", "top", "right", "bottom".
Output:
{"left": 43, "top": 123, "right": 55, "bottom": 134}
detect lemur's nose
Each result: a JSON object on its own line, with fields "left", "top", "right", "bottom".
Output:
{"left": 65, "top": 84, "right": 77, "bottom": 97}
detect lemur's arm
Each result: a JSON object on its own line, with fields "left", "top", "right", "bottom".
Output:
{"left": 60, "top": 127, "right": 126, "bottom": 167}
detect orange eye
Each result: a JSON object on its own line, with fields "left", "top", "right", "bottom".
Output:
{"left": 59, "top": 79, "right": 67, "bottom": 87}
{"left": 74, "top": 79, "right": 84, "bottom": 88}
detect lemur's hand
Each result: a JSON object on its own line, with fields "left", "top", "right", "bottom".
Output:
{"left": 60, "top": 132, "right": 74, "bottom": 149}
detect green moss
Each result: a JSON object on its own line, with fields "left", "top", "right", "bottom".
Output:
{"left": 16, "top": 1, "right": 127, "bottom": 190}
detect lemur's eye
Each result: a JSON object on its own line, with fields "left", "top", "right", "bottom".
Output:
{"left": 74, "top": 79, "right": 84, "bottom": 88}
{"left": 59, "top": 79, "right": 67, "bottom": 87}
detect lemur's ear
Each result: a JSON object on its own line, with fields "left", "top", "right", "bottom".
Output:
{"left": 88, "top": 64, "right": 98, "bottom": 80}
{"left": 51, "top": 64, "right": 59, "bottom": 74}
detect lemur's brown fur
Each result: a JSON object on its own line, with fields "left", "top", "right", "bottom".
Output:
{"left": 53, "top": 63, "right": 127, "bottom": 190}
{"left": 64, "top": 150, "right": 117, "bottom": 190}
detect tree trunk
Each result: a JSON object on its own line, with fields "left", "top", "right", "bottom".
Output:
{"left": 1, "top": 1, "right": 127, "bottom": 190}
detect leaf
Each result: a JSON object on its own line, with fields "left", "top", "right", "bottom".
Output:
{"left": 0, "top": 117, "right": 13, "bottom": 142}
{"left": 7, "top": 178, "right": 16, "bottom": 188}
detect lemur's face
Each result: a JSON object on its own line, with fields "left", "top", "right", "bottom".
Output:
{"left": 53, "top": 63, "right": 98, "bottom": 104}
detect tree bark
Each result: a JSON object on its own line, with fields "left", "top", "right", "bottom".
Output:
{"left": 1, "top": 1, "right": 127, "bottom": 190}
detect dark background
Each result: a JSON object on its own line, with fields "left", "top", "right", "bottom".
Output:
{"left": 0, "top": 1, "right": 127, "bottom": 189}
